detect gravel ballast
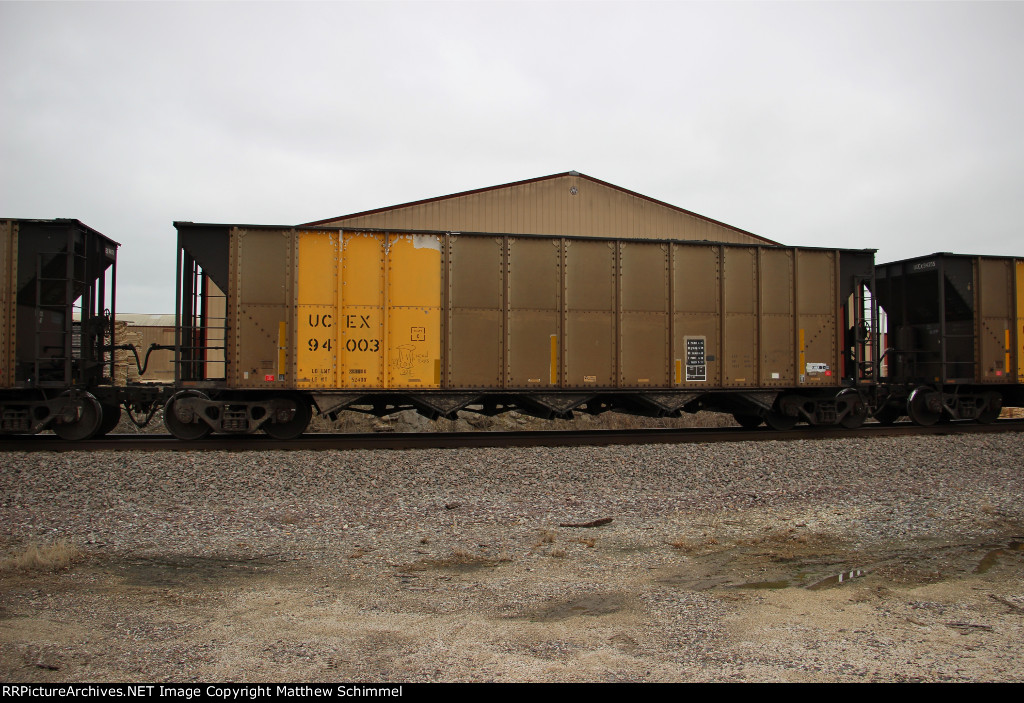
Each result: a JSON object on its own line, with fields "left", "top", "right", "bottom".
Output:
{"left": 1, "top": 432, "right": 1023, "bottom": 682}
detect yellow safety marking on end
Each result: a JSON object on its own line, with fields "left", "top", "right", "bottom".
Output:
{"left": 550, "top": 335, "right": 558, "bottom": 385}
{"left": 1017, "top": 260, "right": 1024, "bottom": 381}
{"left": 799, "top": 328, "right": 806, "bottom": 380}
{"left": 675, "top": 359, "right": 682, "bottom": 384}
{"left": 278, "top": 321, "right": 287, "bottom": 378}
{"left": 1006, "top": 328, "right": 1011, "bottom": 378}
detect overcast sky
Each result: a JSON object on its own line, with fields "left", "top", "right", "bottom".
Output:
{"left": 2, "top": 1, "right": 1022, "bottom": 312}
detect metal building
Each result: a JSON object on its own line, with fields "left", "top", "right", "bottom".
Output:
{"left": 115, "top": 314, "right": 177, "bottom": 382}
{"left": 303, "top": 172, "right": 779, "bottom": 246}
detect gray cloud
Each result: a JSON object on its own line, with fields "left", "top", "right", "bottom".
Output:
{"left": 2, "top": 1, "right": 1021, "bottom": 312}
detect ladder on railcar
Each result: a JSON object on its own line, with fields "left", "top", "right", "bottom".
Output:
{"left": 31, "top": 233, "right": 113, "bottom": 388}
{"left": 850, "top": 274, "right": 880, "bottom": 384}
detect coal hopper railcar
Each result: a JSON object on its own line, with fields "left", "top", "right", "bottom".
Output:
{"left": 874, "top": 252, "right": 1023, "bottom": 425}
{"left": 0, "top": 218, "right": 124, "bottom": 439}
{"left": 163, "top": 222, "right": 878, "bottom": 439}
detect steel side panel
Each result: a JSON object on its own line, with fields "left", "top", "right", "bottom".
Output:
{"left": 507, "top": 237, "right": 561, "bottom": 388}
{"left": 673, "top": 314, "right": 720, "bottom": 387}
{"left": 340, "top": 233, "right": 385, "bottom": 387}
{"left": 723, "top": 248, "right": 757, "bottom": 386}
{"left": 761, "top": 314, "right": 795, "bottom": 385}
{"left": 449, "top": 235, "right": 503, "bottom": 387}
{"left": 450, "top": 235, "right": 503, "bottom": 309}
{"left": 620, "top": 242, "right": 669, "bottom": 313}
{"left": 0, "top": 221, "right": 14, "bottom": 388}
{"left": 619, "top": 241, "right": 669, "bottom": 387}
{"left": 673, "top": 245, "right": 720, "bottom": 387}
{"left": 673, "top": 245, "right": 719, "bottom": 314}
{"left": 449, "top": 309, "right": 503, "bottom": 387}
{"left": 723, "top": 315, "right": 756, "bottom": 386}
{"left": 723, "top": 248, "right": 757, "bottom": 315}
{"left": 565, "top": 239, "right": 615, "bottom": 312}
{"left": 977, "top": 257, "right": 1012, "bottom": 383}
{"left": 508, "top": 310, "right": 558, "bottom": 388}
{"left": 796, "top": 250, "right": 839, "bottom": 386}
{"left": 759, "top": 248, "right": 795, "bottom": 386}
{"left": 296, "top": 231, "right": 340, "bottom": 388}
{"left": 565, "top": 312, "right": 615, "bottom": 387}
{"left": 620, "top": 313, "right": 669, "bottom": 386}
{"left": 508, "top": 237, "right": 560, "bottom": 311}
{"left": 760, "top": 249, "right": 793, "bottom": 315}
{"left": 386, "top": 234, "right": 441, "bottom": 388}
{"left": 564, "top": 239, "right": 615, "bottom": 387}
{"left": 230, "top": 229, "right": 294, "bottom": 388}
{"left": 1017, "top": 259, "right": 1024, "bottom": 382}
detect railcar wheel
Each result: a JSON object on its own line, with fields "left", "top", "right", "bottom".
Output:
{"left": 764, "top": 410, "right": 797, "bottom": 431}
{"left": 976, "top": 392, "right": 1002, "bottom": 424}
{"left": 164, "top": 391, "right": 213, "bottom": 440}
{"left": 873, "top": 405, "right": 903, "bottom": 425}
{"left": 906, "top": 387, "right": 942, "bottom": 426}
{"left": 96, "top": 402, "right": 122, "bottom": 437}
{"left": 53, "top": 393, "right": 103, "bottom": 441}
{"left": 733, "top": 413, "right": 763, "bottom": 429}
{"left": 262, "top": 397, "right": 312, "bottom": 440}
{"left": 838, "top": 389, "right": 868, "bottom": 429}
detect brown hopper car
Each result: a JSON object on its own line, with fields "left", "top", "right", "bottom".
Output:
{"left": 166, "top": 222, "right": 877, "bottom": 439}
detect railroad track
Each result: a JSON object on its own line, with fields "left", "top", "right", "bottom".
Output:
{"left": 2, "top": 419, "right": 1022, "bottom": 452}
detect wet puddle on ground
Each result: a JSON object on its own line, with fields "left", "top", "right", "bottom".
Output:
{"left": 114, "top": 555, "right": 282, "bottom": 587}
{"left": 532, "top": 593, "right": 627, "bottom": 621}
{"left": 973, "top": 541, "right": 1023, "bottom": 574}
{"left": 733, "top": 569, "right": 869, "bottom": 591}
{"left": 733, "top": 579, "right": 794, "bottom": 590}
{"left": 662, "top": 538, "right": 1024, "bottom": 592}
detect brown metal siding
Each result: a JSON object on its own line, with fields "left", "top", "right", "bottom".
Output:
{"left": 564, "top": 239, "right": 616, "bottom": 388}
{"left": 507, "top": 237, "right": 561, "bottom": 388}
{"left": 673, "top": 245, "right": 722, "bottom": 387}
{"left": 1017, "top": 260, "right": 1024, "bottom": 383}
{"left": 447, "top": 235, "right": 504, "bottom": 388}
{"left": 228, "top": 228, "right": 296, "bottom": 388}
{"left": 619, "top": 242, "right": 670, "bottom": 387}
{"left": 317, "top": 174, "right": 769, "bottom": 245}
{"left": 796, "top": 249, "right": 839, "bottom": 386}
{"left": 759, "top": 247, "right": 795, "bottom": 386}
{"left": 216, "top": 225, "right": 846, "bottom": 396}
{"left": 0, "top": 220, "right": 15, "bottom": 389}
{"left": 976, "top": 257, "right": 1014, "bottom": 383}
{"left": 723, "top": 247, "right": 758, "bottom": 386}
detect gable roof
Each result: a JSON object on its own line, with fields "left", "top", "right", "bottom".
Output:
{"left": 302, "top": 171, "right": 779, "bottom": 245}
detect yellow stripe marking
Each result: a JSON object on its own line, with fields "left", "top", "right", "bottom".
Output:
{"left": 675, "top": 359, "right": 682, "bottom": 384}
{"left": 799, "top": 328, "right": 805, "bottom": 381}
{"left": 550, "top": 335, "right": 558, "bottom": 385}
{"left": 1006, "top": 329, "right": 1011, "bottom": 378}
{"left": 278, "top": 321, "right": 287, "bottom": 379}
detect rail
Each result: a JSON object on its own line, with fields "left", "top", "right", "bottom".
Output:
{"left": 4, "top": 418, "right": 1022, "bottom": 452}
